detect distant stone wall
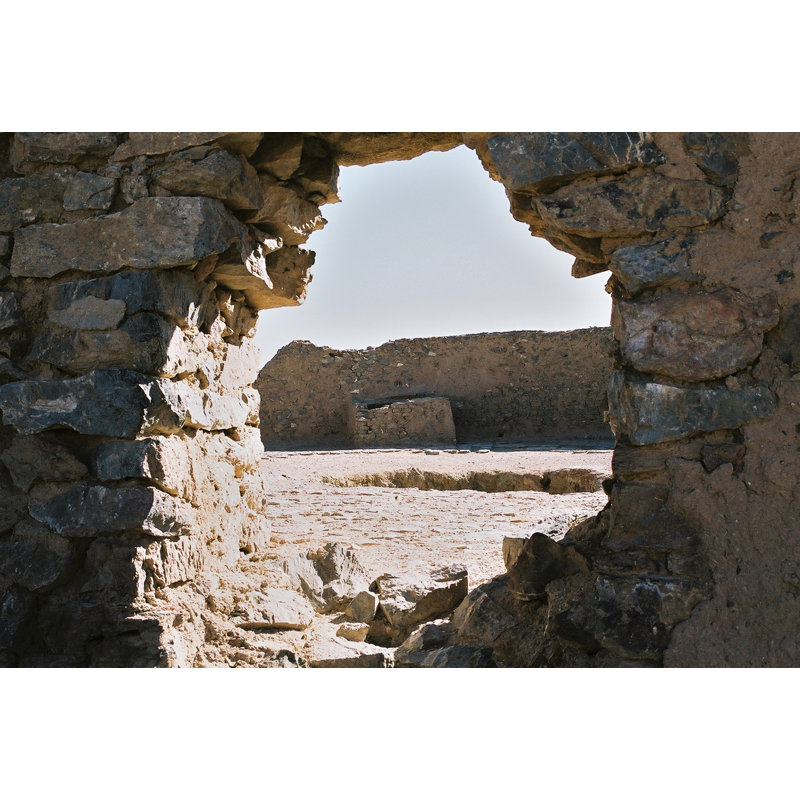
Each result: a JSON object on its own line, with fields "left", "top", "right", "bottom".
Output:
{"left": 256, "top": 328, "right": 615, "bottom": 447}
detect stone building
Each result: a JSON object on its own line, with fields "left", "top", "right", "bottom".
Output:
{"left": 0, "top": 132, "right": 797, "bottom": 667}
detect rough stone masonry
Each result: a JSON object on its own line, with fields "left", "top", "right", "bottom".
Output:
{"left": 0, "top": 131, "right": 797, "bottom": 667}
{"left": 256, "top": 329, "right": 614, "bottom": 448}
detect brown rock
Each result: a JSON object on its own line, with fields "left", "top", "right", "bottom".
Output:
{"left": 535, "top": 174, "right": 727, "bottom": 238}
{"left": 112, "top": 132, "right": 262, "bottom": 161}
{"left": 613, "top": 289, "right": 779, "bottom": 381}
{"left": 245, "top": 175, "right": 326, "bottom": 244}
{"left": 316, "top": 133, "right": 462, "bottom": 167}
{"left": 11, "top": 133, "right": 119, "bottom": 172}
{"left": 150, "top": 150, "right": 264, "bottom": 211}
{"left": 250, "top": 134, "right": 305, "bottom": 179}
{"left": 0, "top": 174, "right": 67, "bottom": 233}
{"left": 506, "top": 533, "right": 588, "bottom": 600}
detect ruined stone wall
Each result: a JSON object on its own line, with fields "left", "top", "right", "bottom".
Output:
{"left": 256, "top": 329, "right": 615, "bottom": 447}
{"left": 2, "top": 131, "right": 798, "bottom": 668}
{"left": 348, "top": 396, "right": 457, "bottom": 447}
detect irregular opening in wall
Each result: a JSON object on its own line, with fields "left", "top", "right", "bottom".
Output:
{"left": 253, "top": 144, "right": 615, "bottom": 451}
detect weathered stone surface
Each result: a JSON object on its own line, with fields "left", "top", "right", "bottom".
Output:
{"left": 395, "top": 619, "right": 452, "bottom": 661}
{"left": 0, "top": 174, "right": 67, "bottom": 232}
{"left": 112, "top": 133, "right": 262, "bottom": 161}
{"left": 307, "top": 637, "right": 394, "bottom": 668}
{"left": 683, "top": 133, "right": 750, "bottom": 187}
{"left": 29, "top": 484, "right": 194, "bottom": 538}
{"left": 0, "top": 435, "right": 87, "bottom": 491}
{"left": 0, "top": 586, "right": 34, "bottom": 652}
{"left": 595, "top": 576, "right": 708, "bottom": 660}
{"left": 48, "top": 295, "right": 127, "bottom": 330}
{"left": 373, "top": 565, "right": 468, "bottom": 634}
{"left": 28, "top": 313, "right": 201, "bottom": 377}
{"left": 212, "top": 245, "right": 313, "bottom": 312}
{"left": 545, "top": 573, "right": 601, "bottom": 652}
{"left": 506, "top": 533, "right": 588, "bottom": 600}
{"left": 235, "top": 589, "right": 314, "bottom": 631}
{"left": 151, "top": 150, "right": 263, "bottom": 211}
{"left": 348, "top": 396, "right": 457, "bottom": 448}
{"left": 0, "top": 370, "right": 194, "bottom": 437}
{"left": 337, "top": 621, "right": 369, "bottom": 642}
{"left": 397, "top": 644, "right": 495, "bottom": 668}
{"left": 488, "top": 132, "right": 664, "bottom": 195}
{"left": 607, "top": 370, "right": 776, "bottom": 445}
{"left": 0, "top": 292, "right": 22, "bottom": 332}
{"left": 239, "top": 515, "right": 270, "bottom": 554}
{"left": 346, "top": 590, "right": 379, "bottom": 623}
{"left": 0, "top": 235, "right": 10, "bottom": 259}
{"left": 250, "top": 133, "right": 305, "bottom": 179}
{"left": 609, "top": 239, "right": 702, "bottom": 295}
{"left": 535, "top": 175, "right": 727, "bottom": 238}
{"left": 293, "top": 138, "right": 340, "bottom": 204}
{"left": 11, "top": 197, "right": 250, "bottom": 279}
{"left": 282, "top": 542, "right": 370, "bottom": 613}
{"left": 316, "top": 133, "right": 462, "bottom": 167}
{"left": 63, "top": 172, "right": 117, "bottom": 212}
{"left": 92, "top": 436, "right": 187, "bottom": 495}
{"left": 48, "top": 269, "right": 212, "bottom": 329}
{"left": 10, "top": 133, "right": 119, "bottom": 171}
{"left": 613, "top": 289, "right": 779, "bottom": 381}
{"left": 0, "top": 520, "right": 74, "bottom": 591}
{"left": 246, "top": 175, "right": 325, "bottom": 244}
{"left": 200, "top": 392, "right": 249, "bottom": 431}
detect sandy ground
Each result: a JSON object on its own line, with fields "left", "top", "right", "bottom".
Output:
{"left": 256, "top": 445, "right": 613, "bottom": 589}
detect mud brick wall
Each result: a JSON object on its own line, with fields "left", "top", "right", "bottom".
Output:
{"left": 256, "top": 328, "right": 615, "bottom": 447}
{"left": 348, "top": 396, "right": 457, "bottom": 447}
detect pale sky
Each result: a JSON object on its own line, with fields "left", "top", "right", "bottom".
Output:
{"left": 254, "top": 144, "right": 612, "bottom": 366}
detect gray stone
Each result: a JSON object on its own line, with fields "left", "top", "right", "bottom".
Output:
{"left": 10, "top": 197, "right": 251, "bottom": 279}
{"left": 0, "top": 435, "right": 87, "bottom": 492}
{"left": 0, "top": 370, "right": 194, "bottom": 437}
{"left": 534, "top": 174, "right": 727, "bottom": 238}
{"left": 151, "top": 150, "right": 263, "bottom": 211}
{"left": 0, "top": 520, "right": 74, "bottom": 591}
{"left": 29, "top": 484, "right": 194, "bottom": 538}
{"left": 112, "top": 133, "right": 262, "bottom": 161}
{"left": 92, "top": 436, "right": 189, "bottom": 495}
{"left": 0, "top": 586, "right": 34, "bottom": 652}
{"left": 11, "top": 133, "right": 119, "bottom": 171}
{"left": 0, "top": 292, "right": 22, "bottom": 332}
{"left": 395, "top": 619, "right": 452, "bottom": 664}
{"left": 397, "top": 645, "right": 495, "bottom": 668}
{"left": 337, "top": 622, "right": 369, "bottom": 642}
{"left": 283, "top": 542, "right": 370, "bottom": 613}
{"left": 235, "top": 589, "right": 314, "bottom": 631}
{"left": 614, "top": 289, "right": 779, "bottom": 381}
{"left": 609, "top": 239, "right": 702, "bottom": 295}
{"left": 245, "top": 175, "right": 326, "bottom": 244}
{"left": 346, "top": 590, "right": 379, "bottom": 623}
{"left": 488, "top": 132, "right": 664, "bottom": 195}
{"left": 62, "top": 172, "right": 117, "bottom": 211}
{"left": 48, "top": 269, "right": 212, "bottom": 329}
{"left": 0, "top": 235, "right": 10, "bottom": 259}
{"left": 452, "top": 579, "right": 517, "bottom": 646}
{"left": 0, "top": 174, "right": 67, "bottom": 233}
{"left": 607, "top": 369, "right": 777, "bottom": 445}
{"left": 48, "top": 296, "right": 127, "bottom": 330}
{"left": 374, "top": 565, "right": 468, "bottom": 634}
{"left": 683, "top": 133, "right": 750, "bottom": 187}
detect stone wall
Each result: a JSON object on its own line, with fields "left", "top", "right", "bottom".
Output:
{"left": 1, "top": 131, "right": 798, "bottom": 668}
{"left": 256, "top": 329, "right": 615, "bottom": 447}
{"left": 348, "top": 396, "right": 457, "bottom": 447}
